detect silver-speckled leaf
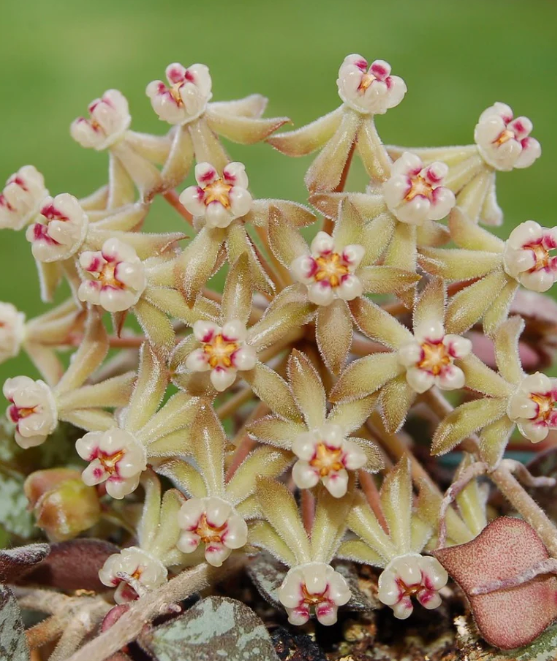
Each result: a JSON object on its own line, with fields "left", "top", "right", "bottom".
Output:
{"left": 142, "top": 596, "right": 279, "bottom": 661}
{"left": 0, "top": 585, "right": 29, "bottom": 661}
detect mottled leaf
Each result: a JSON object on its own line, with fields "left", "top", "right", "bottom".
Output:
{"left": 0, "top": 586, "right": 29, "bottom": 661}
{"left": 141, "top": 596, "right": 279, "bottom": 661}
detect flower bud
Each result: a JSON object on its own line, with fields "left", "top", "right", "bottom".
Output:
{"left": 24, "top": 468, "right": 101, "bottom": 541}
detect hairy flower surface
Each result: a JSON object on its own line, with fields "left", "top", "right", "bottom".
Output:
{"left": 185, "top": 320, "right": 257, "bottom": 392}
{"left": 475, "top": 102, "right": 541, "bottom": 172}
{"left": 398, "top": 320, "right": 471, "bottom": 394}
{"left": 0, "top": 303, "right": 25, "bottom": 364}
{"left": 377, "top": 553, "right": 448, "bottom": 619}
{"left": 278, "top": 562, "right": 351, "bottom": 625}
{"left": 4, "top": 376, "right": 57, "bottom": 448}
{"left": 503, "top": 221, "right": 557, "bottom": 293}
{"left": 99, "top": 546, "right": 168, "bottom": 603}
{"left": 337, "top": 55, "right": 406, "bottom": 115}
{"left": 76, "top": 428, "right": 147, "bottom": 499}
{"left": 78, "top": 238, "right": 147, "bottom": 312}
{"left": 180, "top": 162, "right": 252, "bottom": 228}
{"left": 383, "top": 152, "right": 455, "bottom": 225}
{"left": 71, "top": 90, "right": 131, "bottom": 151}
{"left": 146, "top": 62, "right": 212, "bottom": 125}
{"left": 177, "top": 496, "right": 248, "bottom": 567}
{"left": 26, "top": 194, "right": 89, "bottom": 262}
{"left": 0, "top": 165, "right": 48, "bottom": 230}
{"left": 248, "top": 350, "right": 382, "bottom": 496}
{"left": 3, "top": 52, "right": 557, "bottom": 653}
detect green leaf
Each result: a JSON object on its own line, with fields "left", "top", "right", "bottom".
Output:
{"left": 0, "top": 470, "right": 34, "bottom": 539}
{"left": 142, "top": 596, "right": 279, "bottom": 661}
{"left": 0, "top": 585, "right": 29, "bottom": 661}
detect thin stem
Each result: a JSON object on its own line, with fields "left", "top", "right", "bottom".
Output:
{"left": 249, "top": 235, "right": 283, "bottom": 297}
{"left": 226, "top": 401, "right": 270, "bottom": 481}
{"left": 26, "top": 615, "right": 66, "bottom": 650}
{"left": 66, "top": 558, "right": 244, "bottom": 661}
{"left": 359, "top": 470, "right": 389, "bottom": 533}
{"left": 490, "top": 467, "right": 557, "bottom": 558}
{"left": 423, "top": 389, "right": 557, "bottom": 557}
{"left": 301, "top": 489, "right": 315, "bottom": 536}
{"left": 216, "top": 386, "right": 254, "bottom": 420}
{"left": 501, "top": 458, "right": 557, "bottom": 489}
{"left": 367, "top": 411, "right": 441, "bottom": 495}
{"left": 163, "top": 189, "right": 193, "bottom": 226}
{"left": 254, "top": 225, "right": 291, "bottom": 290}
{"left": 436, "top": 461, "right": 488, "bottom": 549}
{"left": 322, "top": 141, "right": 356, "bottom": 235}
{"left": 351, "top": 335, "right": 390, "bottom": 356}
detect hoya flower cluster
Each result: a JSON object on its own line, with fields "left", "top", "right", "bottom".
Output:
{"left": 2, "top": 52, "right": 557, "bottom": 658}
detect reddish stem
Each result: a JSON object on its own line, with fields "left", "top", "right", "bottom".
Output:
{"left": 163, "top": 189, "right": 194, "bottom": 226}
{"left": 301, "top": 489, "right": 315, "bottom": 536}
{"left": 322, "top": 141, "right": 356, "bottom": 235}
{"left": 359, "top": 470, "right": 389, "bottom": 533}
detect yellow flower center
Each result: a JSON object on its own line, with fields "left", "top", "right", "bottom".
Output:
{"left": 170, "top": 82, "right": 184, "bottom": 106}
{"left": 530, "top": 392, "right": 555, "bottom": 422}
{"left": 203, "top": 334, "right": 239, "bottom": 369}
{"left": 99, "top": 449, "right": 125, "bottom": 475}
{"left": 405, "top": 175, "right": 434, "bottom": 202}
{"left": 309, "top": 443, "right": 344, "bottom": 477}
{"left": 530, "top": 243, "right": 550, "bottom": 271}
{"left": 95, "top": 262, "right": 125, "bottom": 290}
{"left": 204, "top": 179, "right": 233, "bottom": 208}
{"left": 418, "top": 341, "right": 452, "bottom": 376}
{"left": 195, "top": 513, "right": 226, "bottom": 544}
{"left": 358, "top": 72, "right": 376, "bottom": 92}
{"left": 494, "top": 128, "right": 515, "bottom": 146}
{"left": 301, "top": 583, "right": 327, "bottom": 605}
{"left": 314, "top": 253, "right": 350, "bottom": 288}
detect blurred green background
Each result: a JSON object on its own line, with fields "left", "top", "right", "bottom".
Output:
{"left": 0, "top": 0, "right": 556, "bottom": 383}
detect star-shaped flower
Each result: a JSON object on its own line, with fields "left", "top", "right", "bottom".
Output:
{"left": 248, "top": 350, "right": 383, "bottom": 498}
{"left": 175, "top": 161, "right": 315, "bottom": 304}
{"left": 158, "top": 404, "right": 291, "bottom": 567}
{"left": 3, "top": 313, "right": 134, "bottom": 449}
{"left": 431, "top": 315, "right": 557, "bottom": 466}
{"left": 420, "top": 209, "right": 557, "bottom": 335}
{"left": 268, "top": 199, "right": 420, "bottom": 374}
{"left": 331, "top": 278, "right": 472, "bottom": 432}
{"left": 170, "top": 254, "right": 314, "bottom": 399}
{"left": 268, "top": 53, "right": 406, "bottom": 193}
{"left": 387, "top": 101, "right": 541, "bottom": 226}
{"left": 74, "top": 342, "right": 200, "bottom": 498}
{"left": 252, "top": 476, "right": 355, "bottom": 625}
{"left": 338, "top": 456, "right": 448, "bottom": 619}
